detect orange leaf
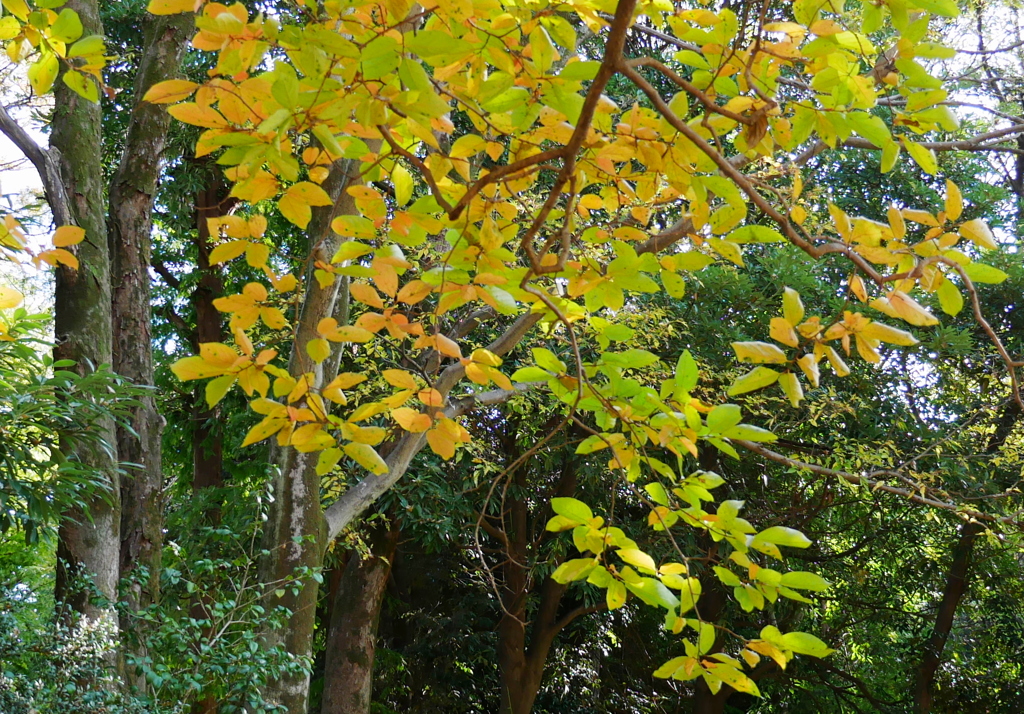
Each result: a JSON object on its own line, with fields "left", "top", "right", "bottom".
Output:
{"left": 53, "top": 225, "right": 85, "bottom": 247}
{"left": 392, "top": 407, "right": 432, "bottom": 432}
{"left": 426, "top": 427, "right": 456, "bottom": 459}
{"left": 350, "top": 281, "right": 385, "bottom": 308}
{"left": 143, "top": 78, "right": 199, "bottom": 103}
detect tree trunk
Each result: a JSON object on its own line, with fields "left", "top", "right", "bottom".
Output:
{"left": 320, "top": 520, "right": 399, "bottom": 714}
{"left": 913, "top": 521, "right": 983, "bottom": 714}
{"left": 259, "top": 155, "right": 365, "bottom": 712}
{"left": 110, "top": 8, "right": 192, "bottom": 644}
{"left": 191, "top": 171, "right": 232, "bottom": 495}
{"left": 52, "top": 0, "right": 118, "bottom": 625}
{"left": 495, "top": 449, "right": 580, "bottom": 714}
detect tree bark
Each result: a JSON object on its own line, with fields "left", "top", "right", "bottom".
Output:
{"left": 913, "top": 521, "right": 983, "bottom": 713}
{"left": 51, "top": 0, "right": 118, "bottom": 625}
{"left": 110, "top": 8, "right": 192, "bottom": 637}
{"left": 320, "top": 520, "right": 399, "bottom": 714}
{"left": 259, "top": 155, "right": 365, "bottom": 712}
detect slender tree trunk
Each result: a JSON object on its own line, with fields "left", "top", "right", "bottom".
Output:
{"left": 191, "top": 173, "right": 232, "bottom": 494}
{"left": 52, "top": 0, "right": 118, "bottom": 625}
{"left": 320, "top": 520, "right": 399, "bottom": 714}
{"left": 495, "top": 449, "right": 580, "bottom": 714}
{"left": 110, "top": 10, "right": 192, "bottom": 652}
{"left": 188, "top": 168, "right": 234, "bottom": 714}
{"left": 913, "top": 403, "right": 1017, "bottom": 712}
{"left": 913, "top": 521, "right": 983, "bottom": 713}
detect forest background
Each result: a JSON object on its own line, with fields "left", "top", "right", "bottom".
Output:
{"left": 1, "top": 0, "right": 1024, "bottom": 712}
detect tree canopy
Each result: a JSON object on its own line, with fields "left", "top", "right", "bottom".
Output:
{"left": 1, "top": 0, "right": 1023, "bottom": 711}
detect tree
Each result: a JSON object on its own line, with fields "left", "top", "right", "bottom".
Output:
{"left": 3, "top": 0, "right": 1024, "bottom": 711}
{"left": 152, "top": 0, "right": 1024, "bottom": 707}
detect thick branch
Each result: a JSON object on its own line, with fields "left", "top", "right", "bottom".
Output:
{"left": 0, "top": 103, "right": 72, "bottom": 226}
{"left": 324, "top": 313, "right": 542, "bottom": 540}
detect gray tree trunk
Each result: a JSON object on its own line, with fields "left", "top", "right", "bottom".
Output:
{"left": 109, "top": 10, "right": 192, "bottom": 651}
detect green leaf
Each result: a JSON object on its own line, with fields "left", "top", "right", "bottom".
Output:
{"left": 780, "top": 571, "right": 830, "bottom": 591}
{"left": 62, "top": 70, "right": 99, "bottom": 102}
{"left": 50, "top": 8, "right": 83, "bottom": 42}
{"left": 963, "top": 263, "right": 1008, "bottom": 284}
{"left": 575, "top": 434, "right": 613, "bottom": 455}
{"left": 625, "top": 577, "right": 680, "bottom": 610}
{"left": 936, "top": 279, "right": 963, "bottom": 316}
{"left": 676, "top": 350, "right": 699, "bottom": 393}
{"left": 912, "top": 0, "right": 959, "bottom": 17}
{"left": 550, "top": 497, "right": 593, "bottom": 524}
{"left": 728, "top": 225, "right": 785, "bottom": 244}
{"left": 551, "top": 557, "right": 597, "bottom": 583}
{"left": 707, "top": 404, "right": 742, "bottom": 433}
{"left": 722, "top": 423, "right": 778, "bottom": 442}
{"left": 727, "top": 366, "right": 779, "bottom": 396}
{"left": 753, "top": 526, "right": 812, "bottom": 549}
{"left": 532, "top": 347, "right": 566, "bottom": 374}
{"left": 845, "top": 111, "right": 891, "bottom": 148}
{"left": 510, "top": 367, "right": 551, "bottom": 382}
{"left": 780, "top": 631, "right": 835, "bottom": 657}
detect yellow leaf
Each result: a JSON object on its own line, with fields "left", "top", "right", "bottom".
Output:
{"left": 205, "top": 374, "right": 236, "bottom": 408}
{"left": 325, "top": 372, "right": 368, "bottom": 390}
{"left": 278, "top": 191, "right": 312, "bottom": 229}
{"left": 142, "top": 79, "right": 199, "bottom": 103}
{"left": 382, "top": 369, "right": 418, "bottom": 389}
{"left": 861, "top": 321, "right": 918, "bottom": 346}
{"left": 329, "top": 325, "right": 375, "bottom": 343}
{"left": 393, "top": 163, "right": 413, "bottom": 206}
{"left": 246, "top": 242, "right": 270, "bottom": 268}
{"left": 418, "top": 388, "right": 444, "bottom": 407}
{"left": 0, "top": 287, "right": 23, "bottom": 309}
{"left": 796, "top": 354, "right": 820, "bottom": 388}
{"left": 944, "top": 180, "right": 963, "bottom": 222}
{"left": 959, "top": 218, "right": 997, "bottom": 250}
{"left": 350, "top": 281, "right": 384, "bottom": 308}
{"left": 261, "top": 307, "right": 288, "bottom": 330}
{"left": 167, "top": 103, "right": 226, "bottom": 128}
{"left": 471, "top": 348, "right": 502, "bottom": 367}
{"left": 209, "top": 240, "right": 247, "bottom": 265}
{"left": 876, "top": 291, "right": 939, "bottom": 327}
{"left": 2, "top": 0, "right": 29, "bottom": 21}
{"left": 392, "top": 407, "right": 432, "bottom": 432}
{"left": 241, "top": 416, "right": 288, "bottom": 447}
{"left": 778, "top": 373, "right": 803, "bottom": 407}
{"left": 344, "top": 442, "right": 388, "bottom": 474}
{"left": 171, "top": 355, "right": 225, "bottom": 381}
{"left": 769, "top": 318, "right": 799, "bottom": 348}
{"left": 53, "top": 225, "right": 85, "bottom": 247}
{"left": 27, "top": 52, "right": 58, "bottom": 96}
{"left": 397, "top": 280, "right": 433, "bottom": 305}
{"left": 147, "top": 0, "right": 198, "bottom": 13}
{"left": 732, "top": 341, "right": 788, "bottom": 364}
{"left": 306, "top": 337, "right": 331, "bottom": 363}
